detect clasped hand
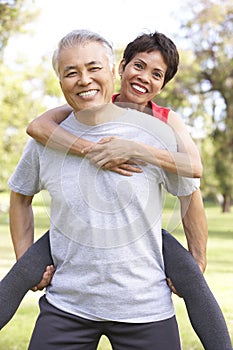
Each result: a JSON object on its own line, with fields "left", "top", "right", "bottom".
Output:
{"left": 82, "top": 137, "right": 144, "bottom": 176}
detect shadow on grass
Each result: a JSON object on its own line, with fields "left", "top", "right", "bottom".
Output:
{"left": 207, "top": 230, "right": 233, "bottom": 240}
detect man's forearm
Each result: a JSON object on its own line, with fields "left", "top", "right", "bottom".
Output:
{"left": 179, "top": 189, "right": 208, "bottom": 272}
{"left": 9, "top": 191, "right": 34, "bottom": 259}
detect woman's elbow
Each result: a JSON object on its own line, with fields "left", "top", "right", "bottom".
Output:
{"left": 26, "top": 121, "right": 35, "bottom": 137}
{"left": 26, "top": 119, "right": 41, "bottom": 139}
{"left": 193, "top": 161, "right": 203, "bottom": 178}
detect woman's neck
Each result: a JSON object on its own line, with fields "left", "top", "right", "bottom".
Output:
{"left": 114, "top": 94, "right": 152, "bottom": 114}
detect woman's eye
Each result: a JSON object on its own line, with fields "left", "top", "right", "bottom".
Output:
{"left": 153, "top": 71, "right": 162, "bottom": 79}
{"left": 134, "top": 63, "right": 143, "bottom": 69}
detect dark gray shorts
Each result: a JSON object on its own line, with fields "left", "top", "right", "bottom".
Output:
{"left": 28, "top": 296, "right": 181, "bottom": 350}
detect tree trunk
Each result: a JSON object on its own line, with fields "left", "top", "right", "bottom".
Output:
{"left": 222, "top": 193, "right": 231, "bottom": 213}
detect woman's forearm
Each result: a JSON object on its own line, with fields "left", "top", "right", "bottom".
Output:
{"left": 86, "top": 138, "right": 202, "bottom": 178}
{"left": 167, "top": 111, "right": 203, "bottom": 178}
{"left": 134, "top": 141, "right": 201, "bottom": 178}
{"left": 27, "top": 105, "right": 94, "bottom": 155}
{"left": 27, "top": 106, "right": 202, "bottom": 177}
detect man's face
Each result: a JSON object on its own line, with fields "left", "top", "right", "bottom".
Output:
{"left": 58, "top": 42, "right": 116, "bottom": 113}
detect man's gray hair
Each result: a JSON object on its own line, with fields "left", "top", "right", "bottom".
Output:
{"left": 52, "top": 29, "right": 115, "bottom": 78}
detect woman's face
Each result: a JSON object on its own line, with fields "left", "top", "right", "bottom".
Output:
{"left": 118, "top": 50, "right": 167, "bottom": 108}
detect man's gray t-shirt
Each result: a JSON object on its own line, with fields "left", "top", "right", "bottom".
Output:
{"left": 8, "top": 109, "right": 199, "bottom": 323}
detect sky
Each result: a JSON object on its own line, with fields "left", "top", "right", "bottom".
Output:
{"left": 5, "top": 0, "right": 184, "bottom": 66}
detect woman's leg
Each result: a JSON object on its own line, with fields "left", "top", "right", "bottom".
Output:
{"left": 162, "top": 229, "right": 232, "bottom": 350}
{"left": 0, "top": 231, "right": 53, "bottom": 329}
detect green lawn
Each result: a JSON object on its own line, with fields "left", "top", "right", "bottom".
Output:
{"left": 0, "top": 192, "right": 232, "bottom": 349}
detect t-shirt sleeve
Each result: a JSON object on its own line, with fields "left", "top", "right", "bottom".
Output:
{"left": 8, "top": 139, "right": 42, "bottom": 196}
{"left": 162, "top": 171, "right": 200, "bottom": 197}
{"left": 142, "top": 117, "right": 200, "bottom": 196}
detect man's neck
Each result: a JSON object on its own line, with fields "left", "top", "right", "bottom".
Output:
{"left": 74, "top": 103, "right": 125, "bottom": 126}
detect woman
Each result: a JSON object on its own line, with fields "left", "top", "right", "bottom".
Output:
{"left": 1, "top": 31, "right": 232, "bottom": 349}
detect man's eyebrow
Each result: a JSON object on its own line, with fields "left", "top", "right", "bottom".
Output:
{"left": 64, "top": 65, "right": 76, "bottom": 73}
{"left": 86, "top": 60, "right": 102, "bottom": 66}
{"left": 64, "top": 61, "right": 102, "bottom": 72}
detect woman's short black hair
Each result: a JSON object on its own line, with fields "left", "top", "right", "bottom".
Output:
{"left": 122, "top": 32, "right": 179, "bottom": 88}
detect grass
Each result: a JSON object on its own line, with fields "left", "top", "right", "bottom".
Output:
{"left": 0, "top": 191, "right": 232, "bottom": 349}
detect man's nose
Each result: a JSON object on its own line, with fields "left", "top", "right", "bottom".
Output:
{"left": 77, "top": 71, "right": 92, "bottom": 85}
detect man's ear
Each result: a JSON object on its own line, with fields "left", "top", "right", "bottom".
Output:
{"left": 118, "top": 59, "right": 126, "bottom": 78}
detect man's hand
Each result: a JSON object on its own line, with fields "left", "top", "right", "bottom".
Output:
{"left": 31, "top": 265, "right": 55, "bottom": 292}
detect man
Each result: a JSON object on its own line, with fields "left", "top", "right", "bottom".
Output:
{"left": 8, "top": 29, "right": 204, "bottom": 350}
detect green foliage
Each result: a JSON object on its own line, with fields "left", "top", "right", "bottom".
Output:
{"left": 0, "top": 0, "right": 47, "bottom": 191}
{"left": 0, "top": 65, "right": 46, "bottom": 191}
{"left": 0, "top": 59, "right": 63, "bottom": 191}
{"left": 163, "top": 0, "right": 233, "bottom": 210}
{"left": 33, "top": 56, "right": 63, "bottom": 98}
{"left": 0, "top": 0, "right": 39, "bottom": 60}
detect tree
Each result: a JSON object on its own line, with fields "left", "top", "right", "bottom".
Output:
{"left": 0, "top": 65, "right": 44, "bottom": 190}
{"left": 174, "top": 0, "right": 233, "bottom": 212}
{"left": 0, "top": 0, "right": 39, "bottom": 61}
{"left": 0, "top": 0, "right": 39, "bottom": 190}
{"left": 0, "top": 53, "right": 65, "bottom": 191}
{"left": 0, "top": 2, "right": 61, "bottom": 191}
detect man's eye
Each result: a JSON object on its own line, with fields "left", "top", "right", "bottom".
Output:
{"left": 66, "top": 71, "right": 77, "bottom": 77}
{"left": 90, "top": 66, "right": 101, "bottom": 71}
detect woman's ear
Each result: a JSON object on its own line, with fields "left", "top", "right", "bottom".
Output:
{"left": 118, "top": 59, "right": 126, "bottom": 78}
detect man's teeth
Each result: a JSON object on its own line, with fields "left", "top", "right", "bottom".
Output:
{"left": 78, "top": 90, "right": 97, "bottom": 97}
{"left": 132, "top": 84, "right": 147, "bottom": 93}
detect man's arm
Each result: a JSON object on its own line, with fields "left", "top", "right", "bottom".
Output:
{"left": 9, "top": 191, "right": 55, "bottom": 290}
{"left": 179, "top": 188, "right": 208, "bottom": 273}
{"left": 9, "top": 191, "right": 34, "bottom": 259}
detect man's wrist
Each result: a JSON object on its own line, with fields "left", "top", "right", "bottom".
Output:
{"left": 191, "top": 252, "right": 207, "bottom": 273}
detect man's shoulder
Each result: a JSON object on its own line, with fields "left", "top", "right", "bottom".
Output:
{"left": 120, "top": 109, "right": 177, "bottom": 150}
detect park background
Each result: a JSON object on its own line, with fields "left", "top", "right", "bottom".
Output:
{"left": 0, "top": 0, "right": 232, "bottom": 348}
